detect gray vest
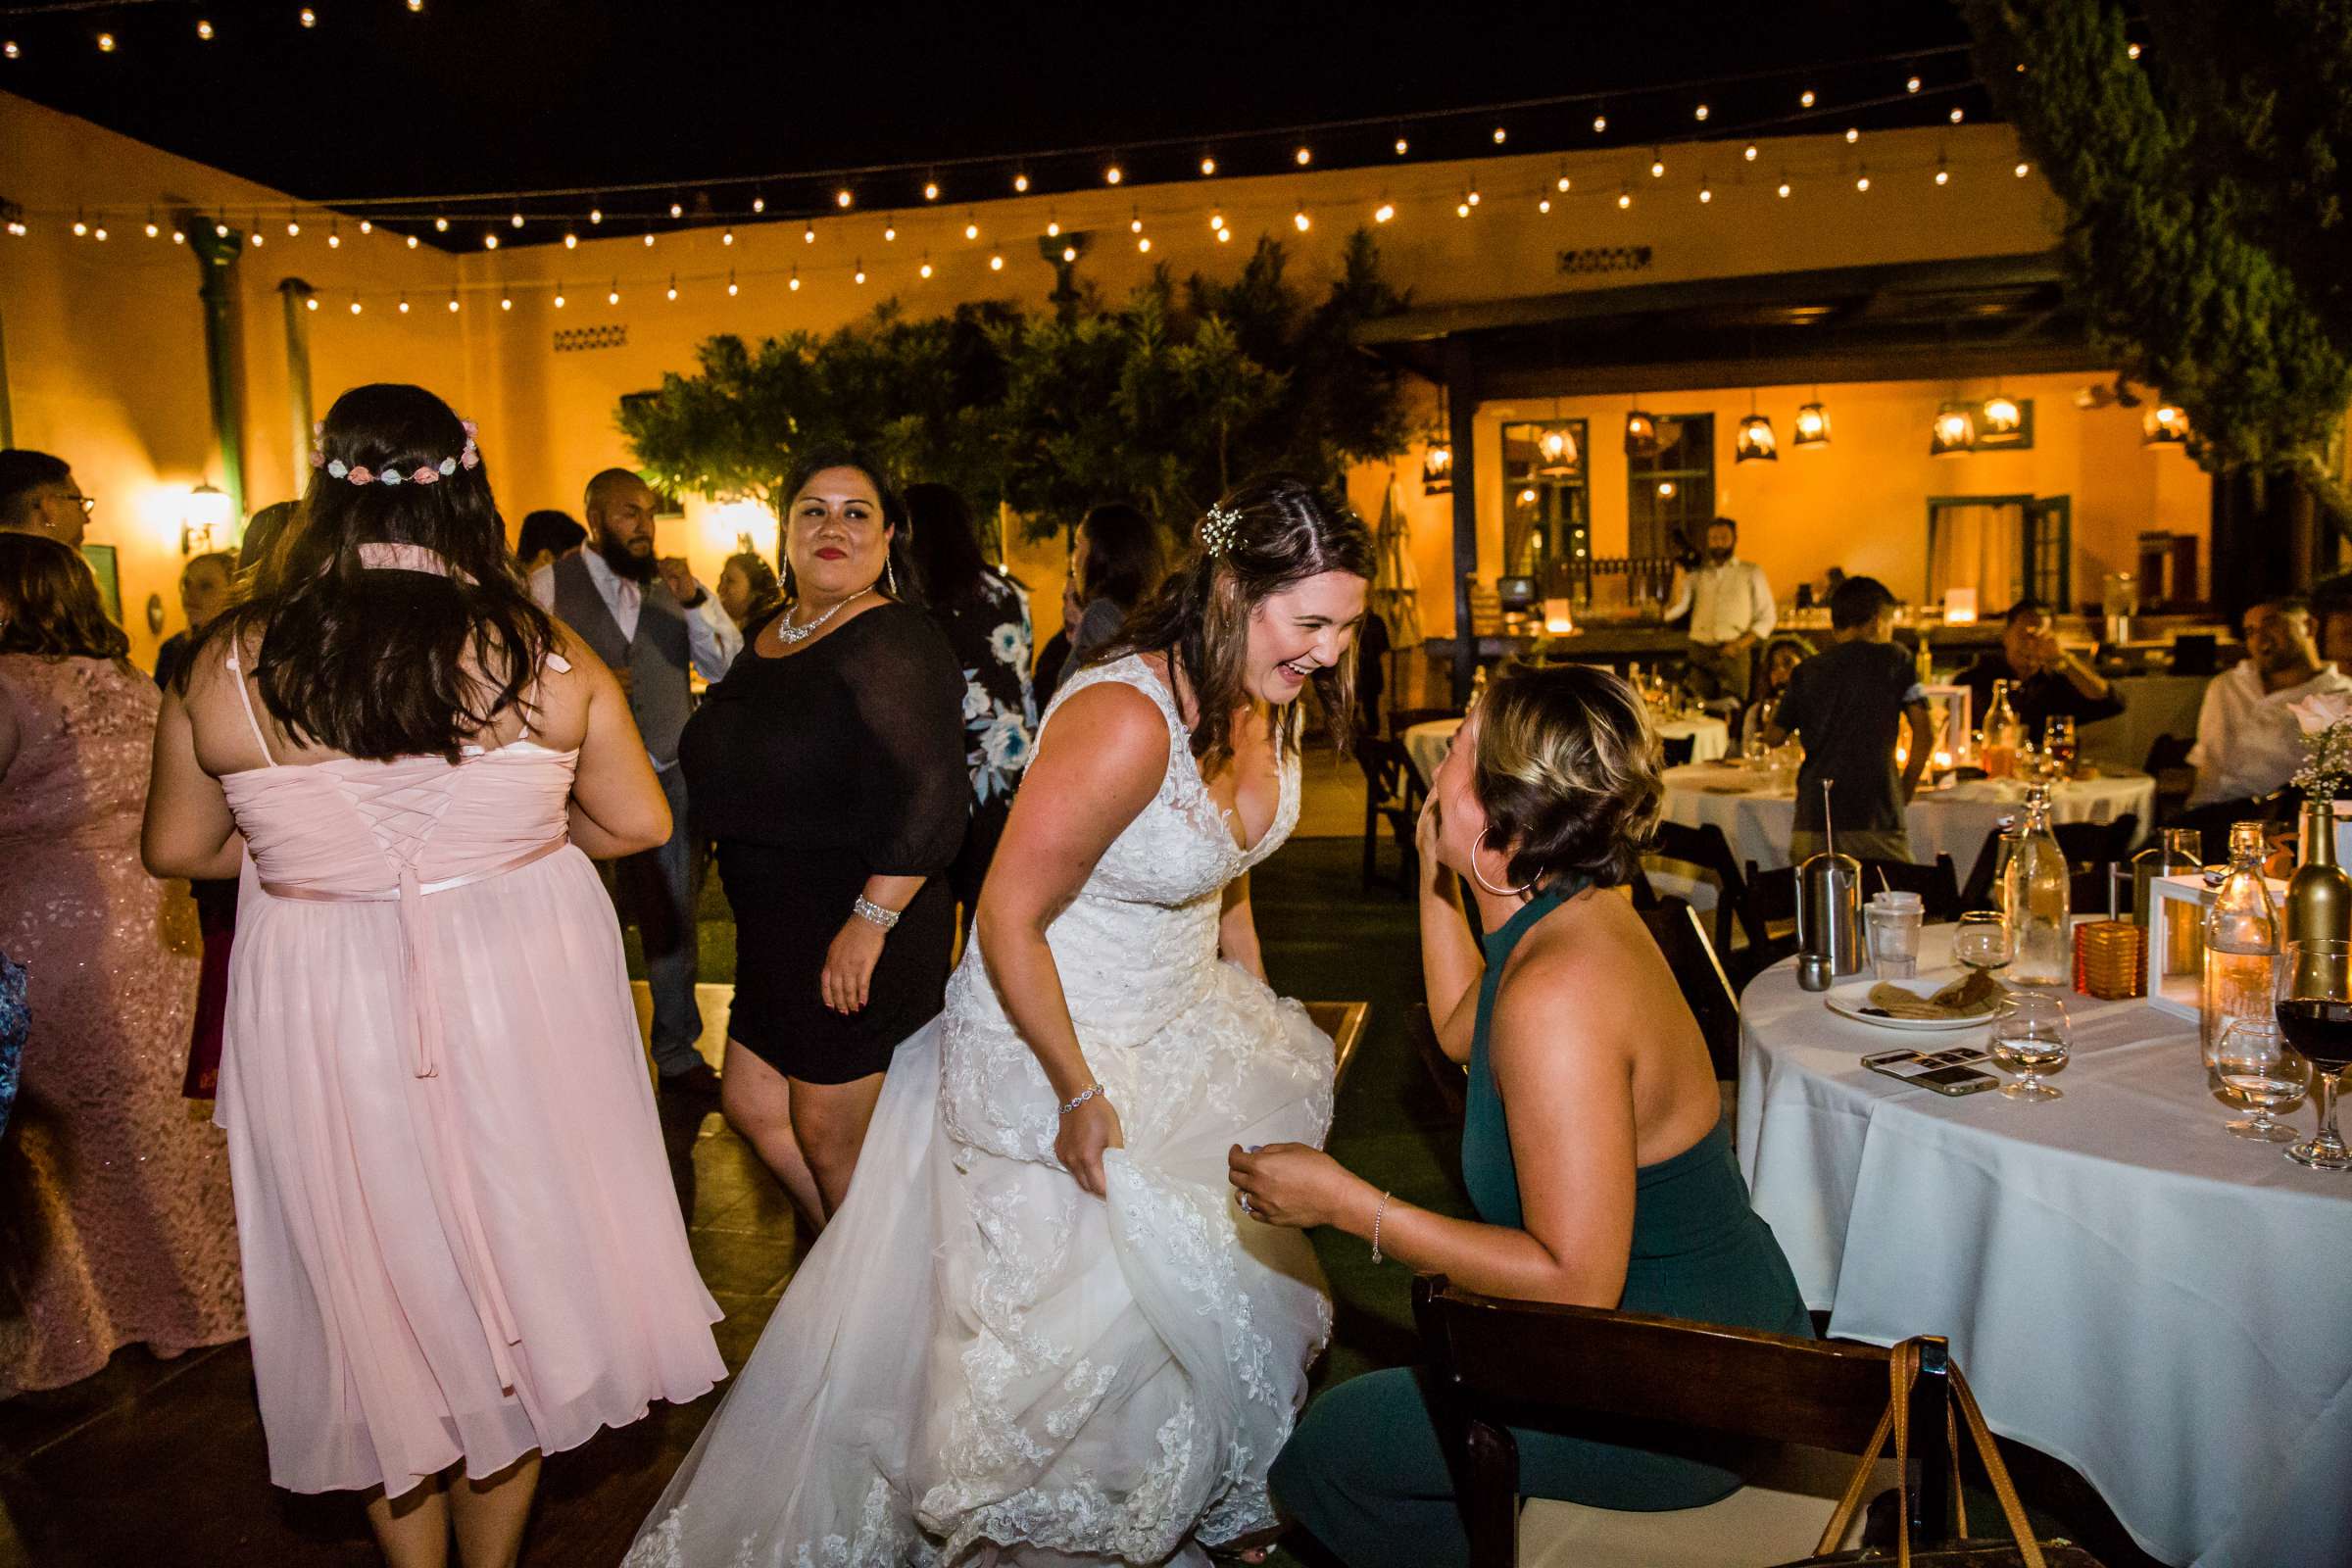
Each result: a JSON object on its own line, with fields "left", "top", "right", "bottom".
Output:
{"left": 551, "top": 552, "right": 693, "bottom": 765}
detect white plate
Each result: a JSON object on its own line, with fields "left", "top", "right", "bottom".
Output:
{"left": 1824, "top": 975, "right": 1991, "bottom": 1031}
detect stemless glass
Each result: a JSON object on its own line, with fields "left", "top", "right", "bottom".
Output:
{"left": 1952, "top": 910, "right": 2015, "bottom": 980}
{"left": 1989, "top": 991, "right": 2070, "bottom": 1100}
{"left": 2275, "top": 937, "right": 2352, "bottom": 1170}
{"left": 2210, "top": 1016, "right": 2309, "bottom": 1143}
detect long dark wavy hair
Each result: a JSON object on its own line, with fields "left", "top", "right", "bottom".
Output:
{"left": 211, "top": 383, "right": 555, "bottom": 761}
{"left": 0, "top": 533, "right": 130, "bottom": 662}
{"left": 904, "top": 481, "right": 989, "bottom": 611}
{"left": 777, "top": 443, "right": 923, "bottom": 611}
{"left": 1098, "top": 473, "right": 1374, "bottom": 770}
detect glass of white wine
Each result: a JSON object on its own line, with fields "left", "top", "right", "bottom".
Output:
{"left": 2210, "top": 1016, "right": 2309, "bottom": 1143}
{"left": 1952, "top": 910, "right": 2015, "bottom": 981}
{"left": 1989, "top": 991, "right": 2070, "bottom": 1101}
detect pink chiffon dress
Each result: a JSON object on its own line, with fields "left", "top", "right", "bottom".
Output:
{"left": 212, "top": 635, "right": 723, "bottom": 1497}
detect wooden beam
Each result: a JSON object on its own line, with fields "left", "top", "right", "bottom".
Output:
{"left": 1472, "top": 341, "right": 2107, "bottom": 400}
{"left": 1445, "top": 333, "right": 1480, "bottom": 707}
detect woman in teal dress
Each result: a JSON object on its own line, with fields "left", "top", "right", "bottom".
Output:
{"left": 1230, "top": 662, "right": 1810, "bottom": 1568}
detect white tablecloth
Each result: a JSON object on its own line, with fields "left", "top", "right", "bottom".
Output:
{"left": 1737, "top": 927, "right": 2352, "bottom": 1568}
{"left": 1660, "top": 764, "right": 2155, "bottom": 874}
{"left": 1403, "top": 714, "right": 1728, "bottom": 786}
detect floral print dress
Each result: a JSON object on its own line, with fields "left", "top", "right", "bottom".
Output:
{"left": 935, "top": 566, "right": 1039, "bottom": 807}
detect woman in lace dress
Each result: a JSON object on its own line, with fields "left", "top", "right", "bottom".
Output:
{"left": 0, "top": 533, "right": 244, "bottom": 1396}
{"left": 629, "top": 474, "right": 1374, "bottom": 1567}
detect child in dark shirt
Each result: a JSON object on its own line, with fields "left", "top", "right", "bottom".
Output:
{"left": 1766, "top": 576, "right": 1934, "bottom": 863}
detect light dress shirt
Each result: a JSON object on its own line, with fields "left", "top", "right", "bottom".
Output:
{"left": 2187, "top": 659, "right": 2352, "bottom": 807}
{"left": 529, "top": 548, "right": 733, "bottom": 770}
{"left": 1665, "top": 558, "right": 1777, "bottom": 645}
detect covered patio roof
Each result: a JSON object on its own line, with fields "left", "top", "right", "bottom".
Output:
{"left": 1358, "top": 252, "right": 2098, "bottom": 396}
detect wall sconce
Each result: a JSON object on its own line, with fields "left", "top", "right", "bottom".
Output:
{"left": 1624, "top": 407, "right": 1661, "bottom": 458}
{"left": 1792, "top": 401, "right": 1832, "bottom": 449}
{"left": 1930, "top": 401, "right": 1976, "bottom": 457}
{"left": 1736, "top": 413, "right": 1778, "bottom": 463}
{"left": 180, "top": 482, "right": 234, "bottom": 555}
{"left": 2143, "top": 403, "right": 2189, "bottom": 446}
{"left": 1421, "top": 438, "right": 1453, "bottom": 495}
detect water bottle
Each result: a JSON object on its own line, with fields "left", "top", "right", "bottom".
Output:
{"left": 2001, "top": 785, "right": 2072, "bottom": 985}
{"left": 2202, "top": 821, "right": 2280, "bottom": 1053}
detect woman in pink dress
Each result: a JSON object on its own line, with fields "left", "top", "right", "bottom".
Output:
{"left": 143, "top": 383, "right": 724, "bottom": 1567}
{"left": 0, "top": 533, "right": 244, "bottom": 1395}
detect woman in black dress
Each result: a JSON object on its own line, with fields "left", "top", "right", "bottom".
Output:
{"left": 905, "top": 482, "right": 1036, "bottom": 928}
{"left": 680, "top": 446, "right": 967, "bottom": 1224}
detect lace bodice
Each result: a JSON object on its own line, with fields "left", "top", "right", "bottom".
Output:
{"left": 941, "top": 656, "right": 1302, "bottom": 1161}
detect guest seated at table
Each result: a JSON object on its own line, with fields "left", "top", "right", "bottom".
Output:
{"left": 1234, "top": 662, "right": 1811, "bottom": 1568}
{"left": 1954, "top": 599, "right": 2123, "bottom": 742}
{"left": 1766, "top": 575, "right": 1933, "bottom": 864}
{"left": 2311, "top": 572, "right": 2352, "bottom": 670}
{"left": 2187, "top": 595, "right": 2352, "bottom": 809}
{"left": 1732, "top": 632, "right": 1815, "bottom": 752}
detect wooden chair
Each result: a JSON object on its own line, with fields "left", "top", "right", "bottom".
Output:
{"left": 1660, "top": 731, "right": 1697, "bottom": 768}
{"left": 1855, "top": 855, "right": 1963, "bottom": 922}
{"left": 2054, "top": 815, "right": 2139, "bottom": 910}
{"left": 1648, "top": 819, "right": 1759, "bottom": 958}
{"left": 1639, "top": 897, "right": 1740, "bottom": 1082}
{"left": 1415, "top": 1277, "right": 1951, "bottom": 1568}
{"left": 1356, "top": 735, "right": 1424, "bottom": 896}
{"left": 1736, "top": 861, "right": 1802, "bottom": 985}
{"left": 1409, "top": 1003, "right": 1467, "bottom": 1120}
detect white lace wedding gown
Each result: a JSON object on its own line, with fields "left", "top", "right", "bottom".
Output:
{"left": 626, "top": 655, "right": 1336, "bottom": 1567}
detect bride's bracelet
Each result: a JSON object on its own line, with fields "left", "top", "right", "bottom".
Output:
{"left": 1370, "top": 1190, "right": 1393, "bottom": 1264}
{"left": 1057, "top": 1083, "right": 1104, "bottom": 1117}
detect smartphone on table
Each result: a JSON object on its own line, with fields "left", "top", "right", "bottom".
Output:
{"left": 1861, "top": 1046, "right": 1999, "bottom": 1097}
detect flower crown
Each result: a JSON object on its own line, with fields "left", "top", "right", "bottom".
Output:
{"left": 310, "top": 418, "right": 481, "bottom": 487}
{"left": 1200, "top": 502, "right": 1244, "bottom": 558}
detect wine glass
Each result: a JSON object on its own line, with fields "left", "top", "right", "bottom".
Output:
{"left": 2209, "top": 1016, "right": 2309, "bottom": 1143}
{"left": 1952, "top": 910, "right": 2015, "bottom": 981}
{"left": 2276, "top": 937, "right": 2352, "bottom": 1170}
{"left": 1989, "top": 991, "right": 2070, "bottom": 1100}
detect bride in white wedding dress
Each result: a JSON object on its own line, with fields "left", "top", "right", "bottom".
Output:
{"left": 626, "top": 475, "right": 1374, "bottom": 1567}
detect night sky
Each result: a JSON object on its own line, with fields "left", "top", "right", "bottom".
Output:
{"left": 0, "top": 0, "right": 1982, "bottom": 245}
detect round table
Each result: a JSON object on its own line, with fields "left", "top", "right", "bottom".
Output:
{"left": 1738, "top": 927, "right": 2352, "bottom": 1568}
{"left": 1402, "top": 713, "right": 1728, "bottom": 786}
{"left": 1659, "top": 764, "right": 2155, "bottom": 875}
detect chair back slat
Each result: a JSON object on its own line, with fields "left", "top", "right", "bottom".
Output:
{"left": 1647, "top": 818, "right": 1757, "bottom": 956}
{"left": 1855, "top": 854, "right": 1963, "bottom": 922}
{"left": 1638, "top": 897, "right": 1740, "bottom": 1081}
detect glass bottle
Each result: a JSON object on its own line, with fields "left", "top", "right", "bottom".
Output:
{"left": 2202, "top": 821, "right": 2280, "bottom": 1052}
{"left": 2134, "top": 827, "right": 2207, "bottom": 977}
{"left": 2002, "top": 786, "right": 2071, "bottom": 984}
{"left": 1988, "top": 812, "right": 2022, "bottom": 916}
{"left": 1982, "top": 678, "right": 2021, "bottom": 779}
{"left": 2286, "top": 799, "right": 2352, "bottom": 945}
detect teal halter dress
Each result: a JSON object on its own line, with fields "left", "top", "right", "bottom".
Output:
{"left": 1269, "top": 879, "right": 1811, "bottom": 1567}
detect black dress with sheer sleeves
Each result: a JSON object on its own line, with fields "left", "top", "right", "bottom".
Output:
{"left": 679, "top": 601, "right": 970, "bottom": 1083}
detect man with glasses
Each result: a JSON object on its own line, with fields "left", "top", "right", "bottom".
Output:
{"left": 0, "top": 450, "right": 93, "bottom": 549}
{"left": 2188, "top": 596, "right": 2352, "bottom": 808}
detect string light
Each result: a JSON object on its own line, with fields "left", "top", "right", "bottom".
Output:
{"left": 923, "top": 179, "right": 940, "bottom": 201}
{"left": 197, "top": 19, "right": 215, "bottom": 39}
{"left": 434, "top": 216, "right": 449, "bottom": 231}
{"left": 1800, "top": 88, "right": 1816, "bottom": 108}
{"left": 608, "top": 279, "right": 620, "bottom": 304}
{"left": 805, "top": 221, "right": 817, "bottom": 243}
{"left": 1592, "top": 114, "right": 1607, "bottom": 133}
{"left": 564, "top": 231, "right": 578, "bottom": 248}
{"left": 1649, "top": 152, "right": 1666, "bottom": 177}
{"left": 1295, "top": 146, "right": 1312, "bottom": 166}
{"left": 1293, "top": 204, "right": 1310, "bottom": 232}
{"left": 97, "top": 32, "right": 117, "bottom": 52}
{"left": 853, "top": 260, "right": 866, "bottom": 283}
{"left": 989, "top": 251, "right": 1004, "bottom": 270}
{"left": 666, "top": 274, "right": 678, "bottom": 300}
{"left": 1200, "top": 157, "right": 1217, "bottom": 175}
{"left": 1950, "top": 107, "right": 1966, "bottom": 123}
{"left": 1693, "top": 103, "right": 1709, "bottom": 122}
{"left": 1492, "top": 126, "right": 1507, "bottom": 144}
{"left": 835, "top": 188, "right": 853, "bottom": 208}
{"left": 789, "top": 267, "right": 801, "bottom": 291}
{"left": 300, "top": 9, "right": 317, "bottom": 28}
{"left": 727, "top": 269, "right": 739, "bottom": 296}
{"left": 1394, "top": 136, "right": 1408, "bottom": 156}
{"left": 1374, "top": 198, "right": 1395, "bottom": 223}
{"left": 918, "top": 255, "right": 933, "bottom": 278}
{"left": 499, "top": 295, "right": 513, "bottom": 312}
{"left": 1743, "top": 143, "right": 1758, "bottom": 162}
{"left": 722, "top": 227, "right": 735, "bottom": 245}
{"left": 1845, "top": 126, "right": 1860, "bottom": 143}
{"left": 669, "top": 200, "right": 684, "bottom": 219}
{"left": 1104, "top": 164, "right": 1123, "bottom": 185}
{"left": 1618, "top": 185, "right": 1633, "bottom": 210}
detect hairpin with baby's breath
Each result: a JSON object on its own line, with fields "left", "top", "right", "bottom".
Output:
{"left": 1200, "top": 502, "right": 1243, "bottom": 558}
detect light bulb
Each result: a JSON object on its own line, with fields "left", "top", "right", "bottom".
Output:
{"left": 94, "top": 224, "right": 108, "bottom": 241}
{"left": 805, "top": 223, "right": 817, "bottom": 243}
{"left": 1374, "top": 201, "right": 1395, "bottom": 222}
{"left": 642, "top": 231, "right": 654, "bottom": 247}
{"left": 726, "top": 270, "right": 738, "bottom": 296}
{"left": 499, "top": 296, "right": 512, "bottom": 312}
{"left": 1466, "top": 189, "right": 1480, "bottom": 206}
{"left": 299, "top": 9, "right": 317, "bottom": 27}
{"left": 1743, "top": 144, "right": 1758, "bottom": 161}
{"left": 1130, "top": 211, "right": 1143, "bottom": 233}
{"left": 1105, "top": 165, "right": 1123, "bottom": 185}
{"left": 1137, "top": 236, "right": 1151, "bottom": 253}
{"left": 1650, "top": 154, "right": 1665, "bottom": 177}
{"left": 853, "top": 262, "right": 865, "bottom": 283}
{"left": 398, "top": 297, "right": 411, "bottom": 314}
{"left": 434, "top": 216, "right": 449, "bottom": 231}
{"left": 72, "top": 219, "right": 86, "bottom": 236}
{"left": 589, "top": 207, "right": 603, "bottom": 224}
{"left": 667, "top": 200, "right": 683, "bottom": 219}
{"left": 1777, "top": 179, "right": 1792, "bottom": 198}
{"left": 666, "top": 277, "right": 677, "bottom": 300}
{"left": 172, "top": 228, "right": 185, "bottom": 243}
{"left": 215, "top": 221, "right": 230, "bottom": 237}
{"left": 1394, "top": 136, "right": 1408, "bottom": 155}
{"left": 1845, "top": 126, "right": 1860, "bottom": 143}
{"left": 1295, "top": 146, "right": 1311, "bottom": 166}
{"left": 554, "top": 289, "right": 565, "bottom": 308}
{"left": 752, "top": 195, "right": 766, "bottom": 213}
{"left": 2015, "top": 161, "right": 2031, "bottom": 177}
{"left": 247, "top": 229, "right": 260, "bottom": 246}
{"left": 349, "top": 298, "right": 362, "bottom": 315}
{"left": 1200, "top": 157, "right": 1216, "bottom": 175}
{"left": 1048, "top": 218, "right": 1061, "bottom": 236}
{"left": 358, "top": 219, "right": 370, "bottom": 233}
{"left": 1062, "top": 245, "right": 1076, "bottom": 262}
{"left": 1855, "top": 172, "right": 1871, "bottom": 192}
{"left": 608, "top": 284, "right": 620, "bottom": 304}
{"left": 1907, "top": 74, "right": 1922, "bottom": 93}
{"left": 197, "top": 19, "right": 215, "bottom": 39}
{"left": 923, "top": 181, "right": 939, "bottom": 202}
{"left": 883, "top": 223, "right": 896, "bottom": 241}
{"left": 918, "top": 259, "right": 932, "bottom": 278}
{"left": 835, "top": 188, "right": 853, "bottom": 208}
{"left": 484, "top": 232, "right": 498, "bottom": 249}
{"left": 1936, "top": 167, "right": 1950, "bottom": 186}
{"left": 722, "top": 227, "right": 734, "bottom": 245}
{"left": 564, "top": 231, "right": 578, "bottom": 248}
{"left": 964, "top": 218, "right": 979, "bottom": 240}
{"left": 1694, "top": 103, "right": 1709, "bottom": 121}
{"left": 2127, "top": 41, "right": 2141, "bottom": 60}
{"left": 1699, "top": 186, "right": 1712, "bottom": 203}
{"left": 1592, "top": 114, "right": 1607, "bottom": 133}
{"left": 510, "top": 212, "right": 523, "bottom": 228}
{"left": 407, "top": 234, "right": 419, "bottom": 248}
{"left": 1950, "top": 107, "right": 1965, "bottom": 123}
{"left": 305, "top": 296, "right": 318, "bottom": 311}
{"left": 1800, "top": 88, "right": 1816, "bottom": 108}
{"left": 788, "top": 269, "right": 801, "bottom": 291}
{"left": 1538, "top": 197, "right": 1550, "bottom": 214}
{"left": 1557, "top": 172, "right": 1572, "bottom": 191}
{"left": 286, "top": 219, "right": 300, "bottom": 236}
{"left": 3, "top": 40, "right": 18, "bottom": 59}
{"left": 1013, "top": 172, "right": 1029, "bottom": 192}
{"left": 989, "top": 252, "right": 1004, "bottom": 270}
{"left": 1216, "top": 227, "right": 1231, "bottom": 243}
{"left": 1618, "top": 189, "right": 1633, "bottom": 210}
{"left": 448, "top": 295, "right": 460, "bottom": 312}
{"left": 98, "top": 31, "right": 117, "bottom": 51}
{"left": 145, "top": 220, "right": 159, "bottom": 237}
{"left": 1207, "top": 212, "right": 1223, "bottom": 230}
{"left": 1455, "top": 201, "right": 1470, "bottom": 219}
{"left": 1493, "top": 126, "right": 1506, "bottom": 144}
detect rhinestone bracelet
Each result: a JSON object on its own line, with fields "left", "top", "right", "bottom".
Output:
{"left": 1057, "top": 1083, "right": 1104, "bottom": 1117}
{"left": 851, "top": 896, "right": 902, "bottom": 931}
{"left": 1370, "top": 1189, "right": 1393, "bottom": 1264}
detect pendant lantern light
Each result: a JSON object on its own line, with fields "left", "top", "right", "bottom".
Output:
{"left": 1423, "top": 386, "right": 1455, "bottom": 494}
{"left": 1793, "top": 395, "right": 1832, "bottom": 449}
{"left": 1536, "top": 396, "right": 1580, "bottom": 477}
{"left": 1930, "top": 400, "right": 1976, "bottom": 457}
{"left": 1980, "top": 393, "right": 2023, "bottom": 436}
{"left": 1735, "top": 389, "right": 1776, "bottom": 464}
{"left": 1624, "top": 404, "right": 1662, "bottom": 459}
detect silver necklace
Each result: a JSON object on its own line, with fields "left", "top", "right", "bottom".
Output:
{"left": 774, "top": 590, "right": 865, "bottom": 646}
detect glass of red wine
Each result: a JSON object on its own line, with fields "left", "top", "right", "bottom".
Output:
{"left": 2275, "top": 937, "right": 2352, "bottom": 1171}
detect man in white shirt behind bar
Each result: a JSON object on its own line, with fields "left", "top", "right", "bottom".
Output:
{"left": 1664, "top": 515, "right": 1777, "bottom": 705}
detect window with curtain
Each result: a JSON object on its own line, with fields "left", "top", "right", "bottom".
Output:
{"left": 1927, "top": 499, "right": 2027, "bottom": 609}
{"left": 1499, "top": 419, "right": 1590, "bottom": 587}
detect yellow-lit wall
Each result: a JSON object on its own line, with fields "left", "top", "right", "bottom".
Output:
{"left": 10, "top": 86, "right": 2152, "bottom": 656}
{"left": 1465, "top": 372, "right": 2208, "bottom": 616}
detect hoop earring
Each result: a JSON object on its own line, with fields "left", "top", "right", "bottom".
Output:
{"left": 1471, "top": 830, "right": 1534, "bottom": 899}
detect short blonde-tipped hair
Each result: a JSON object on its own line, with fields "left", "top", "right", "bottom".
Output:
{"left": 1472, "top": 662, "right": 1664, "bottom": 890}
